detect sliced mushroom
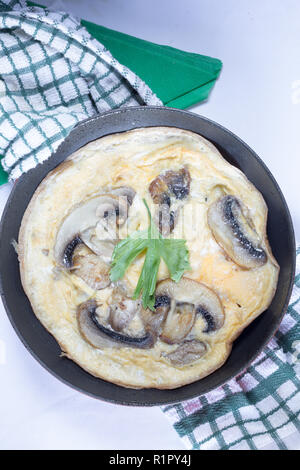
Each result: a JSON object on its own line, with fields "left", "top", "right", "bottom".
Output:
{"left": 108, "top": 288, "right": 150, "bottom": 340}
{"left": 149, "top": 175, "right": 170, "bottom": 206}
{"left": 140, "top": 295, "right": 170, "bottom": 335}
{"left": 156, "top": 278, "right": 225, "bottom": 337}
{"left": 80, "top": 227, "right": 115, "bottom": 263}
{"left": 149, "top": 167, "right": 190, "bottom": 235}
{"left": 163, "top": 340, "right": 207, "bottom": 366}
{"left": 160, "top": 300, "right": 196, "bottom": 344}
{"left": 95, "top": 195, "right": 128, "bottom": 226}
{"left": 207, "top": 195, "right": 267, "bottom": 269}
{"left": 77, "top": 300, "right": 155, "bottom": 349}
{"left": 155, "top": 205, "right": 176, "bottom": 237}
{"left": 109, "top": 299, "right": 137, "bottom": 332}
{"left": 77, "top": 300, "right": 121, "bottom": 349}
{"left": 72, "top": 245, "right": 110, "bottom": 290}
{"left": 164, "top": 167, "right": 191, "bottom": 200}
{"left": 55, "top": 195, "right": 107, "bottom": 264}
{"left": 111, "top": 186, "right": 136, "bottom": 206}
{"left": 149, "top": 167, "right": 191, "bottom": 203}
{"left": 63, "top": 236, "right": 82, "bottom": 268}
{"left": 55, "top": 192, "right": 133, "bottom": 268}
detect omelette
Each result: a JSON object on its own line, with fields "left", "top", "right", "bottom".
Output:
{"left": 18, "top": 127, "right": 279, "bottom": 389}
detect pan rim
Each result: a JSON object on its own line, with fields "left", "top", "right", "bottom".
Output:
{"left": 0, "top": 106, "right": 296, "bottom": 406}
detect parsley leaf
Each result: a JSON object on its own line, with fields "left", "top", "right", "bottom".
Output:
{"left": 110, "top": 199, "right": 190, "bottom": 310}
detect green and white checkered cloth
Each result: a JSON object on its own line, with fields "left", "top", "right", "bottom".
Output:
{"left": 0, "top": 0, "right": 161, "bottom": 181}
{"left": 163, "top": 248, "right": 300, "bottom": 450}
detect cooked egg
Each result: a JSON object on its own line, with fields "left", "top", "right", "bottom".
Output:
{"left": 18, "top": 128, "right": 279, "bottom": 389}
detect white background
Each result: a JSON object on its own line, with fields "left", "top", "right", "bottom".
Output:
{"left": 0, "top": 0, "right": 299, "bottom": 450}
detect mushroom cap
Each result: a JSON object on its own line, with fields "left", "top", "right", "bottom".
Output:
{"left": 77, "top": 300, "right": 122, "bottom": 349}
{"left": 80, "top": 228, "right": 116, "bottom": 263}
{"left": 164, "top": 340, "right": 207, "bottom": 366}
{"left": 207, "top": 195, "right": 267, "bottom": 269}
{"left": 95, "top": 194, "right": 128, "bottom": 226}
{"left": 149, "top": 167, "right": 190, "bottom": 235}
{"left": 54, "top": 192, "right": 131, "bottom": 266}
{"left": 141, "top": 295, "right": 170, "bottom": 336}
{"left": 55, "top": 195, "right": 104, "bottom": 264}
{"left": 160, "top": 300, "right": 196, "bottom": 344}
{"left": 72, "top": 246, "right": 110, "bottom": 290}
{"left": 156, "top": 278, "right": 225, "bottom": 334}
{"left": 108, "top": 288, "right": 143, "bottom": 333}
{"left": 77, "top": 300, "right": 155, "bottom": 350}
{"left": 149, "top": 167, "right": 191, "bottom": 203}
{"left": 111, "top": 186, "right": 136, "bottom": 206}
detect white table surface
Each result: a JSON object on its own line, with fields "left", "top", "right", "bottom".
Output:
{"left": 0, "top": 0, "right": 299, "bottom": 450}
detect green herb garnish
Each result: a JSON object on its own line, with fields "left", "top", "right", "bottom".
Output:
{"left": 110, "top": 199, "right": 190, "bottom": 310}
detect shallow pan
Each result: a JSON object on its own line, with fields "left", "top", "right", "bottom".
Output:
{"left": 0, "top": 107, "right": 295, "bottom": 405}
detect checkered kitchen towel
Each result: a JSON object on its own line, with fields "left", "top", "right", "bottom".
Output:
{"left": 0, "top": 0, "right": 161, "bottom": 181}
{"left": 162, "top": 248, "right": 300, "bottom": 450}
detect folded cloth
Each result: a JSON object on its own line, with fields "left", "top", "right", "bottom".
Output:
{"left": 0, "top": 0, "right": 161, "bottom": 183}
{"left": 29, "top": 1, "right": 223, "bottom": 110}
{"left": 163, "top": 247, "right": 300, "bottom": 450}
{"left": 0, "top": 0, "right": 222, "bottom": 185}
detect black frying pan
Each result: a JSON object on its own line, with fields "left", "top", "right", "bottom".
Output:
{"left": 0, "top": 107, "right": 296, "bottom": 406}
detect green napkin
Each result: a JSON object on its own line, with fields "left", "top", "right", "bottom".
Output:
{"left": 0, "top": 2, "right": 222, "bottom": 185}
{"left": 81, "top": 21, "right": 222, "bottom": 109}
